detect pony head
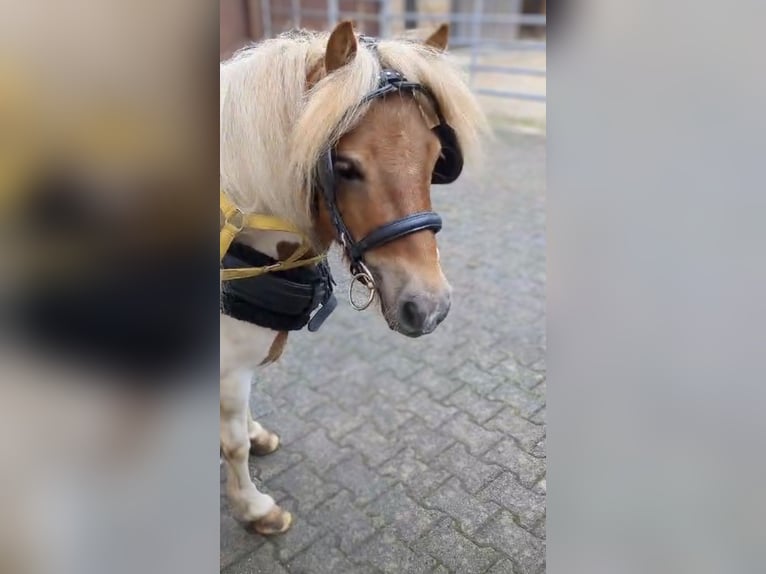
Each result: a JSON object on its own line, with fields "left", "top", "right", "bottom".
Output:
{"left": 220, "top": 22, "right": 488, "bottom": 337}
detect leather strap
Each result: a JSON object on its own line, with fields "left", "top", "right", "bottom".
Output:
{"left": 314, "top": 68, "right": 448, "bottom": 277}
{"left": 352, "top": 211, "right": 442, "bottom": 260}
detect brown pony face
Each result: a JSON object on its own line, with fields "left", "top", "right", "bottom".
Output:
{"left": 315, "top": 95, "right": 452, "bottom": 337}
{"left": 312, "top": 21, "right": 454, "bottom": 337}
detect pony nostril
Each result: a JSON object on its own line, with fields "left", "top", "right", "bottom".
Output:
{"left": 400, "top": 300, "right": 426, "bottom": 330}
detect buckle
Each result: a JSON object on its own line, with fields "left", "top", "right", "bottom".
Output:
{"left": 226, "top": 208, "right": 245, "bottom": 232}
{"left": 381, "top": 69, "right": 405, "bottom": 84}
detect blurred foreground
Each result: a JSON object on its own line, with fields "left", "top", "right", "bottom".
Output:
{"left": 0, "top": 2, "right": 219, "bottom": 573}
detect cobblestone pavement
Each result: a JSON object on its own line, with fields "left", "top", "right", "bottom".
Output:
{"left": 221, "top": 129, "right": 546, "bottom": 574}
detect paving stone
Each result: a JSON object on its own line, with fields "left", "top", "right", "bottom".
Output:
{"left": 487, "top": 384, "right": 544, "bottom": 421}
{"left": 486, "top": 558, "right": 518, "bottom": 574}
{"left": 377, "top": 447, "right": 429, "bottom": 483}
{"left": 425, "top": 477, "right": 500, "bottom": 535}
{"left": 257, "top": 409, "right": 317, "bottom": 447}
{"left": 440, "top": 413, "right": 504, "bottom": 456}
{"left": 514, "top": 346, "right": 545, "bottom": 370}
{"left": 482, "top": 439, "right": 546, "bottom": 489}
{"left": 287, "top": 535, "right": 360, "bottom": 574}
{"left": 270, "top": 489, "right": 291, "bottom": 506}
{"left": 469, "top": 342, "right": 511, "bottom": 371}
{"left": 452, "top": 362, "right": 506, "bottom": 396}
{"left": 373, "top": 372, "right": 421, "bottom": 402}
{"left": 407, "top": 366, "right": 465, "bottom": 400}
{"left": 479, "top": 473, "right": 546, "bottom": 530}
{"left": 222, "top": 544, "right": 288, "bottom": 574}
{"left": 251, "top": 450, "right": 303, "bottom": 483}
{"left": 308, "top": 490, "right": 377, "bottom": 555}
{"left": 529, "top": 405, "right": 546, "bottom": 425}
{"left": 474, "top": 511, "right": 546, "bottom": 574}
{"left": 290, "top": 428, "right": 353, "bottom": 475}
{"left": 484, "top": 408, "right": 546, "bottom": 453}
{"left": 304, "top": 402, "right": 365, "bottom": 441}
{"left": 273, "top": 383, "right": 329, "bottom": 416}
{"left": 249, "top": 384, "right": 279, "bottom": 418}
{"left": 435, "top": 443, "right": 504, "bottom": 494}
{"left": 399, "top": 390, "right": 460, "bottom": 430}
{"left": 352, "top": 528, "right": 437, "bottom": 574}
{"left": 268, "top": 515, "right": 324, "bottom": 563}
{"left": 421, "top": 341, "right": 472, "bottom": 376}
{"left": 271, "top": 464, "right": 341, "bottom": 515}
{"left": 354, "top": 396, "right": 415, "bottom": 435}
{"left": 318, "top": 362, "right": 382, "bottom": 409}
{"left": 339, "top": 422, "right": 402, "bottom": 468}
{"left": 220, "top": 512, "right": 268, "bottom": 570}
{"left": 365, "top": 484, "right": 442, "bottom": 543}
{"left": 413, "top": 519, "right": 503, "bottom": 574}
{"left": 397, "top": 417, "right": 455, "bottom": 460}
{"left": 531, "top": 513, "right": 546, "bottom": 540}
{"left": 383, "top": 353, "right": 423, "bottom": 379}
{"left": 444, "top": 385, "right": 505, "bottom": 424}
{"left": 324, "top": 455, "right": 395, "bottom": 505}
{"left": 490, "top": 360, "right": 546, "bottom": 391}
{"left": 377, "top": 447, "right": 452, "bottom": 499}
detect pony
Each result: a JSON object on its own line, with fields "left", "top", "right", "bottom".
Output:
{"left": 219, "top": 21, "right": 488, "bottom": 535}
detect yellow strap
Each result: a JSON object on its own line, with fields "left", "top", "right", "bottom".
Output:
{"left": 221, "top": 252, "right": 326, "bottom": 281}
{"left": 220, "top": 222, "right": 240, "bottom": 261}
{"left": 220, "top": 191, "right": 302, "bottom": 235}
{"left": 220, "top": 190, "right": 325, "bottom": 280}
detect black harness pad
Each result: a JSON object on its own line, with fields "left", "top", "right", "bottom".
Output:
{"left": 221, "top": 242, "right": 336, "bottom": 332}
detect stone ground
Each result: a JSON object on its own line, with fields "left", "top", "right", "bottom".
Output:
{"left": 221, "top": 128, "right": 546, "bottom": 573}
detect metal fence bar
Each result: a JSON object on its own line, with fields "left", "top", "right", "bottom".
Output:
{"left": 469, "top": 0, "right": 484, "bottom": 89}
{"left": 467, "top": 40, "right": 547, "bottom": 52}
{"left": 291, "top": 0, "right": 301, "bottom": 28}
{"left": 475, "top": 88, "right": 546, "bottom": 102}
{"left": 260, "top": 0, "right": 272, "bottom": 39}
{"left": 257, "top": 0, "right": 546, "bottom": 104}
{"left": 470, "top": 65, "right": 546, "bottom": 77}
{"left": 327, "top": 0, "right": 339, "bottom": 26}
{"left": 291, "top": 8, "right": 544, "bottom": 27}
{"left": 380, "top": 0, "right": 391, "bottom": 39}
{"left": 388, "top": 12, "right": 546, "bottom": 26}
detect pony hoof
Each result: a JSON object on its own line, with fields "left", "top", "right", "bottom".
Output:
{"left": 250, "top": 431, "right": 280, "bottom": 456}
{"left": 252, "top": 505, "right": 292, "bottom": 536}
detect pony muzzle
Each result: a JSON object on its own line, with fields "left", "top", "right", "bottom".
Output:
{"left": 394, "top": 286, "right": 451, "bottom": 337}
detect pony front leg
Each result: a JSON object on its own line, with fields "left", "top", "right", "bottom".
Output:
{"left": 220, "top": 372, "right": 292, "bottom": 535}
{"left": 247, "top": 408, "right": 281, "bottom": 456}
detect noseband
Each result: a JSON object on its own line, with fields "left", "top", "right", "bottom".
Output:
{"left": 315, "top": 46, "right": 464, "bottom": 309}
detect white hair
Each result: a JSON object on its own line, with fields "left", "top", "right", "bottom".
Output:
{"left": 220, "top": 29, "right": 488, "bottom": 240}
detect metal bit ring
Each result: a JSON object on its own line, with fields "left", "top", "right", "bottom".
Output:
{"left": 348, "top": 262, "right": 376, "bottom": 311}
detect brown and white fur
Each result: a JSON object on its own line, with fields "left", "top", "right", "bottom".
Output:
{"left": 220, "top": 22, "right": 487, "bottom": 535}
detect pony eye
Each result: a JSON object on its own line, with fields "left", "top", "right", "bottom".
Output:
{"left": 334, "top": 158, "right": 364, "bottom": 182}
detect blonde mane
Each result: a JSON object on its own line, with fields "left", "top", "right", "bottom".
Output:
{"left": 220, "top": 29, "right": 488, "bottom": 241}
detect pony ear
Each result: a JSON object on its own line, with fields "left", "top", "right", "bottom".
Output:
{"left": 325, "top": 21, "right": 358, "bottom": 73}
{"left": 424, "top": 23, "right": 449, "bottom": 52}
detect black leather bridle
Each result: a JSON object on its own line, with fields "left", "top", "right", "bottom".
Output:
{"left": 314, "top": 50, "right": 464, "bottom": 309}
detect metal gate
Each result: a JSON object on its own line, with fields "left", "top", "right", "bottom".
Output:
{"left": 220, "top": 0, "right": 546, "bottom": 104}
